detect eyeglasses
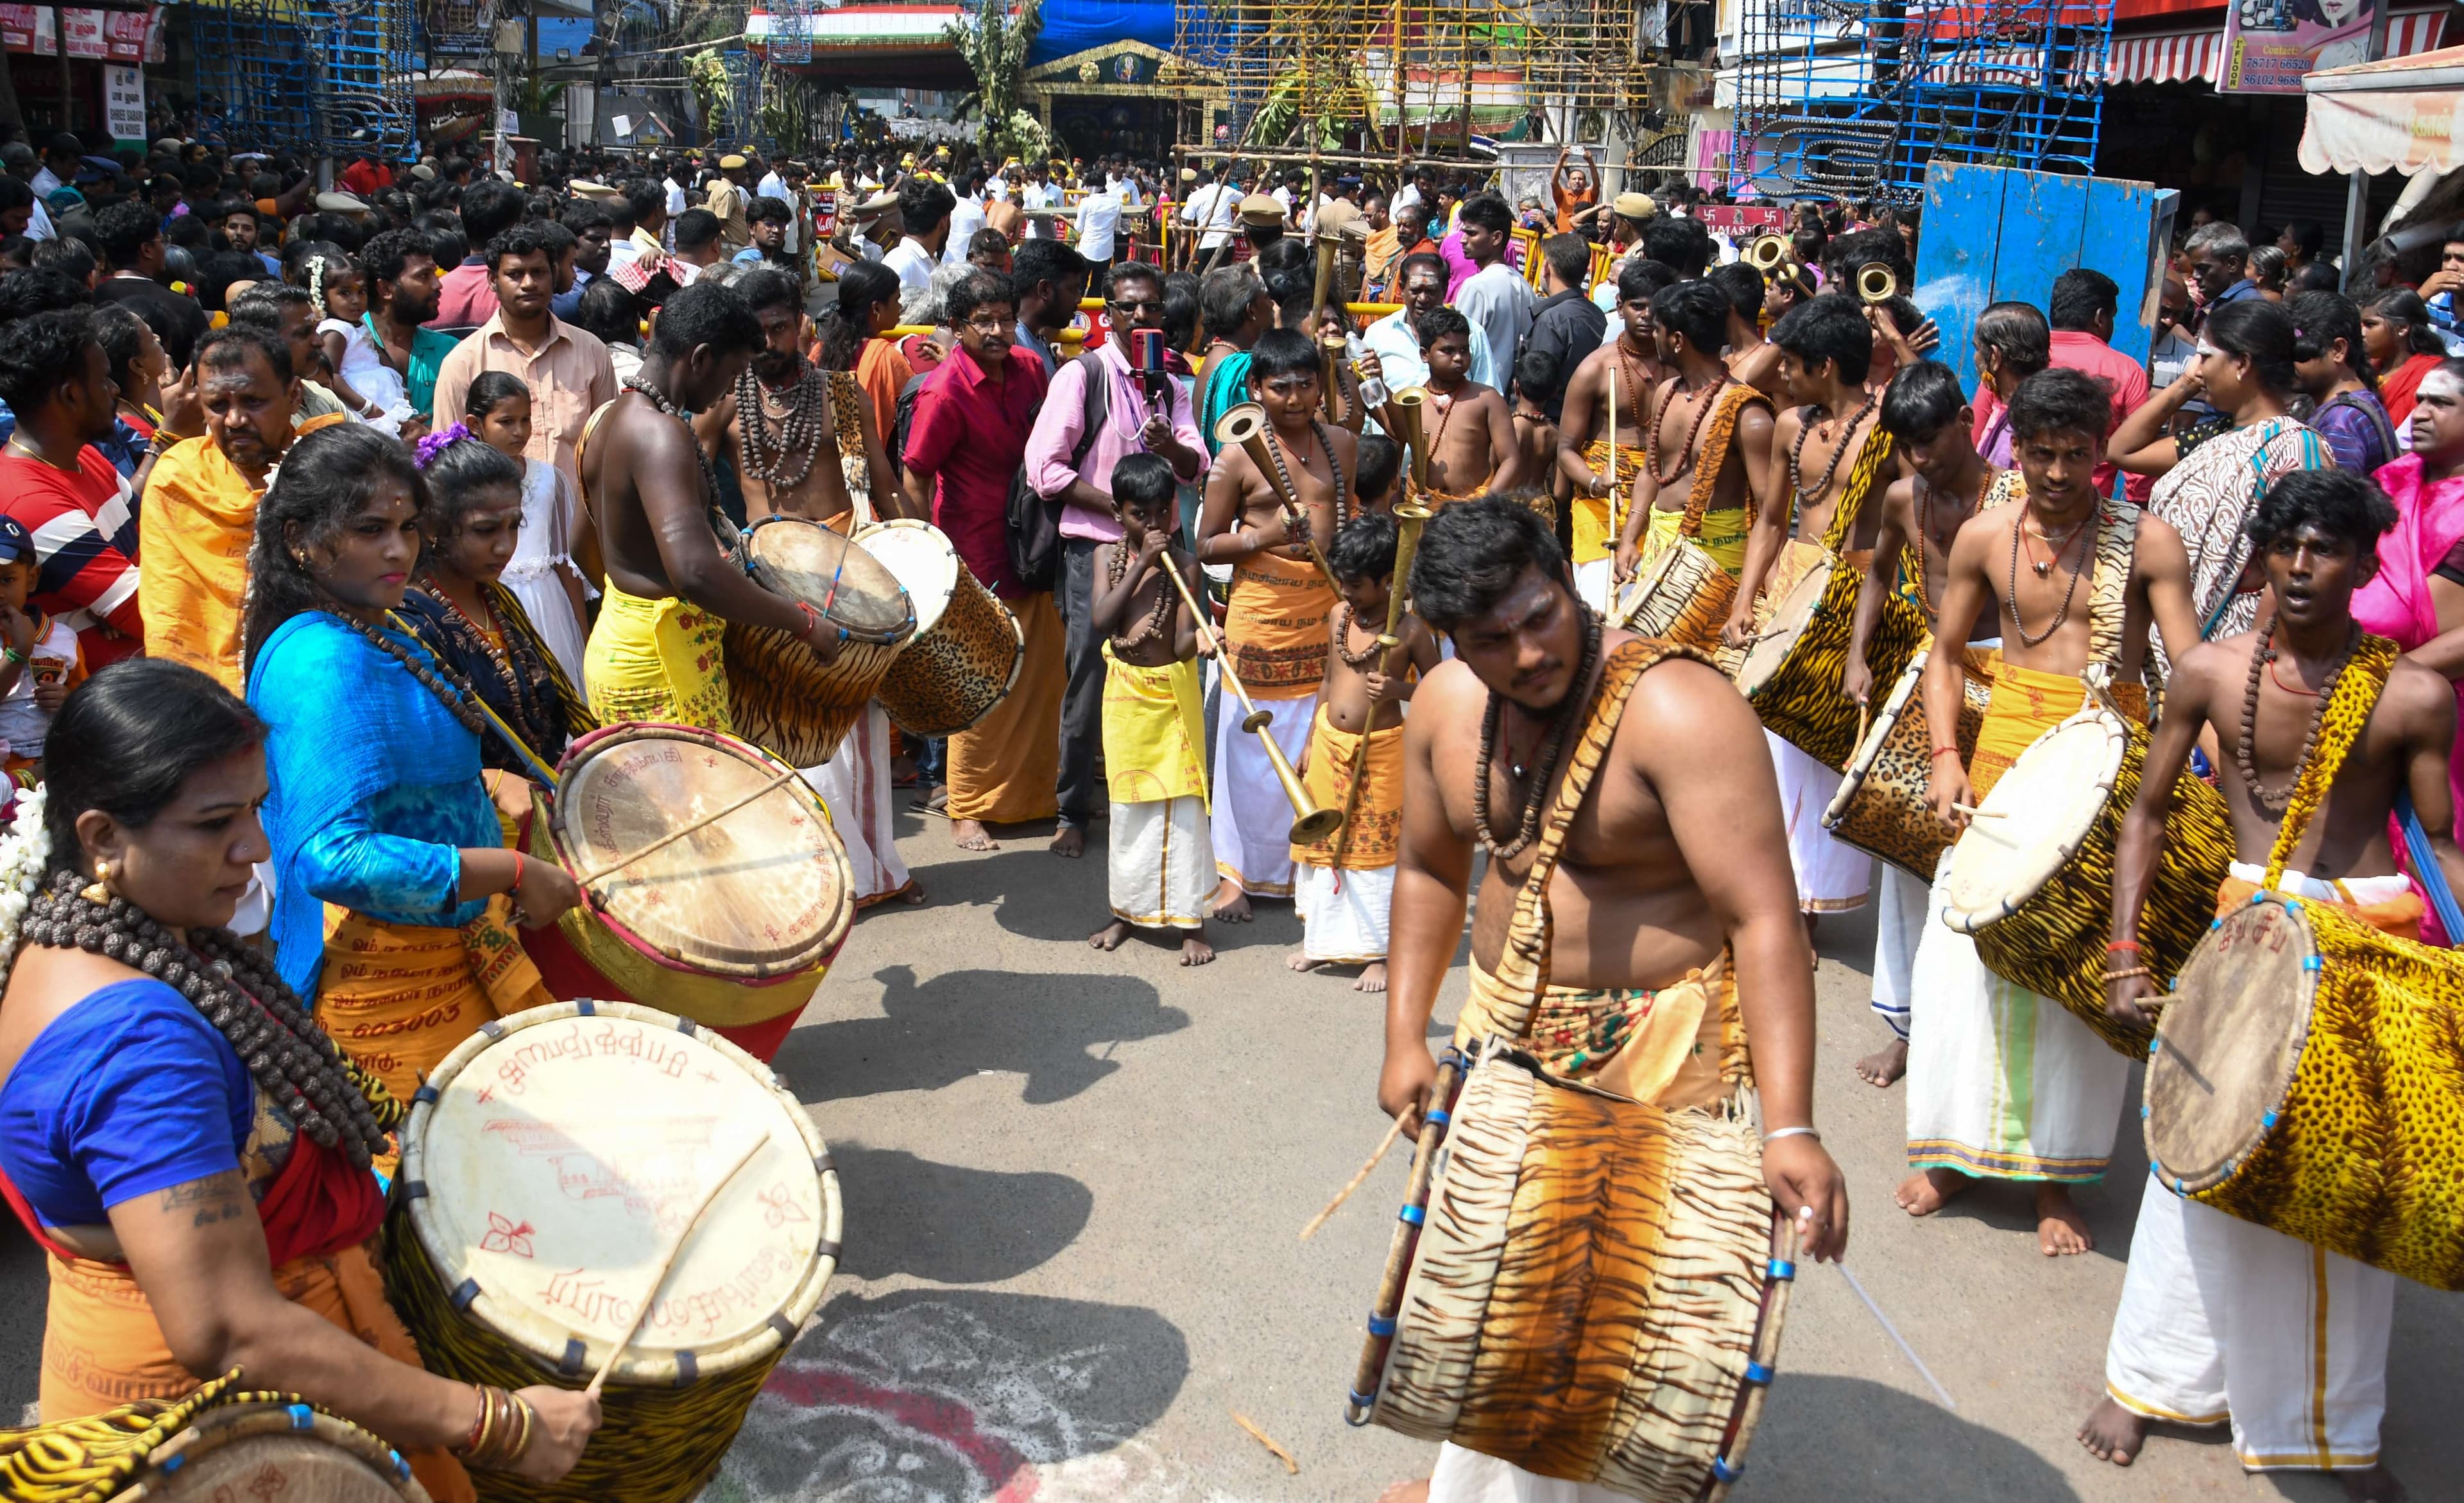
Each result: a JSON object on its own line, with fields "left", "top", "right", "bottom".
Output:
{"left": 1109, "top": 298, "right": 1163, "bottom": 316}
{"left": 963, "top": 312, "right": 1016, "bottom": 334}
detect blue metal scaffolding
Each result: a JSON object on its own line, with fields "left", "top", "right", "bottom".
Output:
{"left": 1727, "top": 0, "right": 2112, "bottom": 205}
{"left": 189, "top": 0, "right": 418, "bottom": 159}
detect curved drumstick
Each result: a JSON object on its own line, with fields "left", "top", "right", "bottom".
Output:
{"left": 575, "top": 768, "right": 806, "bottom": 888}
{"left": 586, "top": 1133, "right": 768, "bottom": 1397}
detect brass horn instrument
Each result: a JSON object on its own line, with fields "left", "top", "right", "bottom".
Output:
{"left": 1326, "top": 501, "right": 1431, "bottom": 869}
{"left": 1213, "top": 402, "right": 1339, "bottom": 584}
{"left": 1745, "top": 232, "right": 1791, "bottom": 272}
{"left": 1390, "top": 385, "right": 1434, "bottom": 497}
{"left": 1155, "top": 550, "right": 1343, "bottom": 845}
{"left": 1856, "top": 263, "right": 1899, "bottom": 304}
{"left": 1320, "top": 332, "right": 1351, "bottom": 425}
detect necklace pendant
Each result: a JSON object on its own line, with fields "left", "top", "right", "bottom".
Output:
{"left": 2033, "top": 559, "right": 2050, "bottom": 577}
{"left": 1510, "top": 762, "right": 1527, "bottom": 780}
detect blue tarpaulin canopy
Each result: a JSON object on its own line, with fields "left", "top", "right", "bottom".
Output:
{"left": 1027, "top": 0, "right": 1177, "bottom": 65}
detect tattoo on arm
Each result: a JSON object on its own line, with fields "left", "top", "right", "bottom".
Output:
{"left": 160, "top": 1171, "right": 248, "bottom": 1228}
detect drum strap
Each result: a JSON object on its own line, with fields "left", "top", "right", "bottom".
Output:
{"left": 1483, "top": 640, "right": 1703, "bottom": 1040}
{"left": 2085, "top": 501, "right": 2141, "bottom": 674}
{"left": 1813, "top": 423, "right": 1896, "bottom": 557}
{"left": 2257, "top": 631, "right": 2400, "bottom": 894}
{"left": 1677, "top": 384, "right": 1763, "bottom": 540}
{"left": 827, "top": 371, "right": 877, "bottom": 527}
{"left": 2397, "top": 790, "right": 2464, "bottom": 940}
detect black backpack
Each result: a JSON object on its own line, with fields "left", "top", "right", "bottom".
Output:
{"left": 1005, "top": 349, "right": 1108, "bottom": 593}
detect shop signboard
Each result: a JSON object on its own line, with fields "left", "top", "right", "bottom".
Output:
{"left": 62, "top": 7, "right": 105, "bottom": 58}
{"left": 105, "top": 63, "right": 143, "bottom": 146}
{"left": 1697, "top": 204, "right": 1784, "bottom": 234}
{"left": 0, "top": 5, "right": 58, "bottom": 55}
{"left": 2223, "top": 0, "right": 2377, "bottom": 94}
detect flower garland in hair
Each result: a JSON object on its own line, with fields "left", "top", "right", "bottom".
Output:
{"left": 0, "top": 782, "right": 51, "bottom": 976}
{"left": 415, "top": 421, "right": 472, "bottom": 470}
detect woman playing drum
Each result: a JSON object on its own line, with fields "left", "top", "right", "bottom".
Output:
{"left": 242, "top": 425, "right": 582, "bottom": 1101}
{"left": 0, "top": 658, "right": 599, "bottom": 1497}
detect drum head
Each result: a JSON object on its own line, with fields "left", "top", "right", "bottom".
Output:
{"left": 1614, "top": 541, "right": 1697, "bottom": 634}
{"left": 402, "top": 1001, "right": 841, "bottom": 1386}
{"left": 1734, "top": 559, "right": 1831, "bottom": 696}
{"left": 2148, "top": 898, "right": 2316, "bottom": 1192}
{"left": 142, "top": 1404, "right": 424, "bottom": 1500}
{"left": 552, "top": 725, "right": 853, "bottom": 978}
{"left": 1938, "top": 712, "right": 2123, "bottom": 930}
{"left": 853, "top": 518, "right": 959, "bottom": 636}
{"left": 743, "top": 516, "right": 914, "bottom": 645}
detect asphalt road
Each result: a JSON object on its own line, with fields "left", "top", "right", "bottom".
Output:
{"left": 3, "top": 804, "right": 2459, "bottom": 1502}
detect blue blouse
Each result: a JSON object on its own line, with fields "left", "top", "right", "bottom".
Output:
{"left": 248, "top": 611, "right": 502, "bottom": 998}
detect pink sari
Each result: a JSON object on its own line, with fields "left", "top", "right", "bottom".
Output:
{"left": 2359, "top": 455, "right": 2464, "bottom": 929}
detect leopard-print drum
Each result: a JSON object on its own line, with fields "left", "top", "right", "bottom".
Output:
{"left": 1354, "top": 1046, "right": 1793, "bottom": 1500}
{"left": 1822, "top": 646, "right": 1994, "bottom": 881}
{"left": 2152, "top": 892, "right": 2464, "bottom": 1290}
{"left": 855, "top": 518, "right": 1024, "bottom": 738}
{"left": 1611, "top": 536, "right": 1735, "bottom": 659}
{"left": 724, "top": 516, "right": 914, "bottom": 766}
{"left": 1733, "top": 541, "right": 1925, "bottom": 770}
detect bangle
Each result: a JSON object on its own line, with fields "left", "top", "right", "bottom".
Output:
{"left": 1763, "top": 1125, "right": 1821, "bottom": 1144}
{"left": 511, "top": 850, "right": 524, "bottom": 892}
{"left": 1, "top": 649, "right": 22, "bottom": 667}
{"left": 794, "top": 600, "right": 823, "bottom": 644}
{"left": 2106, "top": 938, "right": 2143, "bottom": 953}
{"left": 2102, "top": 964, "right": 2153, "bottom": 983}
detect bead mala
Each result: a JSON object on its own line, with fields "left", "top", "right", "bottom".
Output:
{"left": 1333, "top": 602, "right": 1383, "bottom": 669}
{"left": 1474, "top": 603, "right": 1604, "bottom": 861}
{"left": 1103, "top": 542, "right": 1177, "bottom": 652}
{"left": 2236, "top": 615, "right": 2360, "bottom": 818}
{"left": 1645, "top": 371, "right": 1731, "bottom": 488}
{"left": 2003, "top": 505, "right": 2093, "bottom": 649}
{"left": 733, "top": 361, "right": 831, "bottom": 490}
{"left": 337, "top": 612, "right": 492, "bottom": 740}
{"left": 1786, "top": 391, "right": 1877, "bottom": 507}
{"left": 624, "top": 377, "right": 725, "bottom": 523}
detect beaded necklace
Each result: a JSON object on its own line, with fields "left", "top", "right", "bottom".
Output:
{"left": 1786, "top": 391, "right": 1877, "bottom": 507}
{"left": 1473, "top": 604, "right": 1604, "bottom": 861}
{"left": 418, "top": 582, "right": 556, "bottom": 750}
{"left": 2002, "top": 505, "right": 2092, "bottom": 649}
{"left": 1333, "top": 602, "right": 1383, "bottom": 668}
{"left": 2236, "top": 615, "right": 2359, "bottom": 817}
{"left": 329, "top": 609, "right": 491, "bottom": 738}
{"left": 1263, "top": 417, "right": 1349, "bottom": 529}
{"left": 734, "top": 361, "right": 831, "bottom": 489}
{"left": 1645, "top": 370, "right": 1731, "bottom": 488}
{"left": 1103, "top": 541, "right": 1177, "bottom": 651}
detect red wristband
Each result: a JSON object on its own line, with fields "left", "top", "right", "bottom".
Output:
{"left": 511, "top": 851, "right": 524, "bottom": 892}
{"left": 2106, "top": 938, "right": 2142, "bottom": 953}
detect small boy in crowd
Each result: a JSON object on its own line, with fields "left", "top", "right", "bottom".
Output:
{"left": 0, "top": 516, "right": 85, "bottom": 778}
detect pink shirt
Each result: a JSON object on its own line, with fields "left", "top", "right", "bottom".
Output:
{"left": 1441, "top": 228, "right": 1478, "bottom": 300}
{"left": 1023, "top": 341, "right": 1210, "bottom": 542}
{"left": 1972, "top": 330, "right": 2152, "bottom": 502}
{"left": 429, "top": 260, "right": 499, "bottom": 329}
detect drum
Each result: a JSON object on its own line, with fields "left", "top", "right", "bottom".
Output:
{"left": 854, "top": 518, "right": 1025, "bottom": 737}
{"left": 1938, "top": 697, "right": 2234, "bottom": 1057}
{"left": 525, "top": 722, "right": 854, "bottom": 1063}
{"left": 1609, "top": 536, "right": 1735, "bottom": 658}
{"left": 389, "top": 1000, "right": 842, "bottom": 1503}
{"left": 724, "top": 514, "right": 914, "bottom": 767}
{"left": 0, "top": 1376, "right": 424, "bottom": 1501}
{"left": 1822, "top": 647, "right": 1994, "bottom": 881}
{"left": 1353, "top": 1046, "right": 1792, "bottom": 1500}
{"left": 2150, "top": 890, "right": 2464, "bottom": 1290}
{"left": 1733, "top": 546, "right": 1924, "bottom": 770}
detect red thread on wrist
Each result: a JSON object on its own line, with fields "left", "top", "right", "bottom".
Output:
{"left": 2107, "top": 939, "right": 2142, "bottom": 953}
{"left": 511, "top": 851, "right": 524, "bottom": 892}
{"left": 1929, "top": 746, "right": 1961, "bottom": 760}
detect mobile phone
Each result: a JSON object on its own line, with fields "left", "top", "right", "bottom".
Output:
{"left": 1131, "top": 327, "right": 1165, "bottom": 374}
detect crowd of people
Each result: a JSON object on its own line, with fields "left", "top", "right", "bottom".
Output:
{"left": 0, "top": 119, "right": 2449, "bottom": 1502}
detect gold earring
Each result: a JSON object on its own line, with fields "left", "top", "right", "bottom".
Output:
{"left": 81, "top": 860, "right": 112, "bottom": 904}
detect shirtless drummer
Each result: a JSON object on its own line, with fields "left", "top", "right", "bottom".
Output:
{"left": 1374, "top": 498, "right": 1850, "bottom": 1503}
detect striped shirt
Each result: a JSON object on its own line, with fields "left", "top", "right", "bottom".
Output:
{"left": 0, "top": 447, "right": 141, "bottom": 667}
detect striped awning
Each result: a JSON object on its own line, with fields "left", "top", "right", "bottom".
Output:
{"left": 2108, "top": 6, "right": 2447, "bottom": 85}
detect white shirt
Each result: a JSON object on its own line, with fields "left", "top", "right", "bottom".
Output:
{"left": 1271, "top": 185, "right": 1293, "bottom": 219}
{"left": 1453, "top": 262, "right": 1538, "bottom": 381}
{"left": 664, "top": 176, "right": 688, "bottom": 217}
{"left": 29, "top": 166, "right": 60, "bottom": 200}
{"left": 883, "top": 235, "right": 936, "bottom": 292}
{"left": 1392, "top": 183, "right": 1423, "bottom": 219}
{"left": 943, "top": 192, "right": 987, "bottom": 266}
{"left": 1181, "top": 182, "right": 1236, "bottom": 249}
{"left": 23, "top": 195, "right": 53, "bottom": 242}
{"left": 1075, "top": 189, "right": 1122, "bottom": 261}
{"left": 1362, "top": 309, "right": 1498, "bottom": 431}
{"left": 1110, "top": 174, "right": 1143, "bottom": 207}
{"left": 757, "top": 171, "right": 789, "bottom": 202}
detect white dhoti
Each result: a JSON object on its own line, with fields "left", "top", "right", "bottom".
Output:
{"left": 1210, "top": 693, "right": 1317, "bottom": 897}
{"left": 1869, "top": 862, "right": 1928, "bottom": 1040}
{"left": 1573, "top": 557, "right": 1614, "bottom": 615}
{"left": 1903, "top": 863, "right": 2129, "bottom": 1181}
{"left": 1429, "top": 1444, "right": 1624, "bottom": 1502}
{"left": 2103, "top": 1171, "right": 2395, "bottom": 1470}
{"left": 800, "top": 705, "right": 913, "bottom": 905}
{"left": 1295, "top": 862, "right": 1393, "bottom": 963}
{"left": 1766, "top": 729, "right": 1870, "bottom": 912}
{"left": 1108, "top": 795, "right": 1214, "bottom": 930}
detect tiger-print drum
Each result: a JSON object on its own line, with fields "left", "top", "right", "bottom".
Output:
{"left": 854, "top": 518, "right": 1025, "bottom": 738}
{"left": 1611, "top": 538, "right": 1735, "bottom": 659}
{"left": 723, "top": 515, "right": 914, "bottom": 767}
{"left": 1732, "top": 542, "right": 1924, "bottom": 770}
{"left": 1355, "top": 1047, "right": 1793, "bottom": 1502}
{"left": 1822, "top": 646, "right": 1994, "bottom": 881}
{"left": 1940, "top": 697, "right": 2235, "bottom": 1057}
{"left": 2150, "top": 892, "right": 2464, "bottom": 1290}
{"left": 0, "top": 1376, "right": 428, "bottom": 1502}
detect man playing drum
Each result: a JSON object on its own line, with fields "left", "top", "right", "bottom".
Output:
{"left": 1607, "top": 280, "right": 1774, "bottom": 599}
{"left": 1904, "top": 368, "right": 2200, "bottom": 1254}
{"left": 1559, "top": 260, "right": 1677, "bottom": 608}
{"left": 2080, "top": 469, "right": 2460, "bottom": 1498}
{"left": 581, "top": 280, "right": 843, "bottom": 732}
{"left": 691, "top": 267, "right": 921, "bottom": 908}
{"left": 1374, "top": 498, "right": 1850, "bottom": 1503}
{"left": 1844, "top": 361, "right": 2021, "bottom": 1087}
{"left": 1727, "top": 295, "right": 1891, "bottom": 921}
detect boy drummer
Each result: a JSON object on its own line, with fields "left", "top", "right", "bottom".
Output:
{"left": 1844, "top": 360, "right": 2019, "bottom": 1087}
{"left": 1608, "top": 280, "right": 1774, "bottom": 599}
{"left": 1089, "top": 454, "right": 1216, "bottom": 965}
{"left": 1905, "top": 368, "right": 2201, "bottom": 1255}
{"left": 2082, "top": 469, "right": 2461, "bottom": 1499}
{"left": 1291, "top": 512, "right": 1441, "bottom": 992}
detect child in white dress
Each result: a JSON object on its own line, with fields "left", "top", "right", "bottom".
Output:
{"left": 465, "top": 373, "right": 593, "bottom": 687}
{"left": 305, "top": 250, "right": 413, "bottom": 431}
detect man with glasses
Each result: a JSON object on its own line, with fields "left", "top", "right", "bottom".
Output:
{"left": 1026, "top": 263, "right": 1211, "bottom": 859}
{"left": 2415, "top": 229, "right": 2464, "bottom": 355}
{"left": 1356, "top": 252, "right": 1498, "bottom": 446}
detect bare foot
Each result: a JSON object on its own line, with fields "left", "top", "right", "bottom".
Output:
{"left": 1288, "top": 949, "right": 1328, "bottom": 972}
{"left": 1374, "top": 1483, "right": 1430, "bottom": 1503}
{"left": 2342, "top": 1464, "right": 2408, "bottom": 1502}
{"left": 1088, "top": 919, "right": 1134, "bottom": 951}
{"left": 2076, "top": 1397, "right": 2146, "bottom": 1466}
{"left": 1050, "top": 824, "right": 1086, "bottom": 858}
{"left": 1856, "top": 1037, "right": 1909, "bottom": 1088}
{"left": 2037, "top": 1184, "right": 2095, "bottom": 1255}
{"left": 1210, "top": 879, "right": 1253, "bottom": 922}
{"left": 1355, "top": 960, "right": 1389, "bottom": 993}
{"left": 1803, "top": 911, "right": 1822, "bottom": 940}
{"left": 952, "top": 819, "right": 998, "bottom": 851}
{"left": 1180, "top": 931, "right": 1216, "bottom": 966}
{"left": 887, "top": 880, "right": 928, "bottom": 906}
{"left": 1894, "top": 1166, "right": 1970, "bottom": 1217}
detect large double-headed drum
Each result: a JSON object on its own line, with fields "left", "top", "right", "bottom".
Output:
{"left": 725, "top": 514, "right": 914, "bottom": 766}
{"left": 389, "top": 1001, "right": 842, "bottom": 1503}
{"left": 1822, "top": 647, "right": 1993, "bottom": 881}
{"left": 0, "top": 1379, "right": 429, "bottom": 1500}
{"left": 2150, "top": 892, "right": 2464, "bottom": 1289}
{"left": 1353, "top": 1048, "right": 1792, "bottom": 1500}
{"left": 1733, "top": 547, "right": 1924, "bottom": 769}
{"left": 1611, "top": 538, "right": 1736, "bottom": 661}
{"left": 854, "top": 518, "right": 1024, "bottom": 737}
{"left": 524, "top": 723, "right": 854, "bottom": 1063}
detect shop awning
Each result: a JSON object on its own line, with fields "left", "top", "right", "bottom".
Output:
{"left": 2108, "top": 6, "right": 2447, "bottom": 85}
{"left": 2300, "top": 43, "right": 2464, "bottom": 173}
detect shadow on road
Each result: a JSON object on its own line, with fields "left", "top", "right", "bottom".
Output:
{"left": 1741, "top": 1372, "right": 2084, "bottom": 1500}
{"left": 712, "top": 1287, "right": 1190, "bottom": 1502}
{"left": 828, "top": 1142, "right": 1091, "bottom": 1285}
{"left": 776, "top": 964, "right": 1189, "bottom": 1106}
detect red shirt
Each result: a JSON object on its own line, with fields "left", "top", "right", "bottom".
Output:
{"left": 339, "top": 160, "right": 393, "bottom": 198}
{"left": 0, "top": 447, "right": 142, "bottom": 667}
{"left": 903, "top": 344, "right": 1050, "bottom": 598}
{"left": 427, "top": 259, "right": 499, "bottom": 330}
{"left": 2049, "top": 329, "right": 2153, "bottom": 502}
{"left": 2383, "top": 351, "right": 2442, "bottom": 424}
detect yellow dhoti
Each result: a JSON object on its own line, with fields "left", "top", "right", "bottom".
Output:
{"left": 1575, "top": 439, "right": 1648, "bottom": 567}
{"left": 1968, "top": 659, "right": 2150, "bottom": 797}
{"left": 315, "top": 897, "right": 554, "bottom": 1101}
{"left": 1638, "top": 501, "right": 1752, "bottom": 580}
{"left": 948, "top": 590, "right": 1064, "bottom": 824}
{"left": 1292, "top": 706, "right": 1403, "bottom": 870}
{"left": 583, "top": 579, "right": 734, "bottom": 733}
{"left": 1103, "top": 647, "right": 1212, "bottom": 929}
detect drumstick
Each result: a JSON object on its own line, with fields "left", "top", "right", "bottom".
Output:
{"left": 585, "top": 1133, "right": 767, "bottom": 1397}
{"left": 1949, "top": 803, "right": 2008, "bottom": 819}
{"left": 1834, "top": 1260, "right": 1958, "bottom": 1412}
{"left": 1298, "top": 1110, "right": 1411, "bottom": 1241}
{"left": 574, "top": 767, "right": 807, "bottom": 888}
